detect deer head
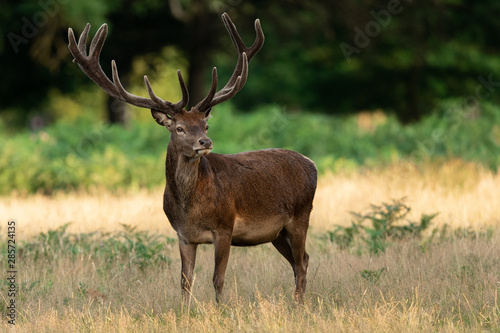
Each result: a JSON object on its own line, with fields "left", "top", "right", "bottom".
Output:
{"left": 68, "top": 13, "right": 264, "bottom": 159}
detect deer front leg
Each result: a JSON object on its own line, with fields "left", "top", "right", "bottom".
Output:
{"left": 179, "top": 239, "right": 198, "bottom": 302}
{"left": 213, "top": 232, "right": 232, "bottom": 303}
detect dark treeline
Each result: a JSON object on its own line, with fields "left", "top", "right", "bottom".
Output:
{"left": 2, "top": 0, "right": 500, "bottom": 126}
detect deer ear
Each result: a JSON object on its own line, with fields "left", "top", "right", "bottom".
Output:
{"left": 151, "top": 110, "right": 172, "bottom": 127}
{"left": 204, "top": 108, "right": 212, "bottom": 119}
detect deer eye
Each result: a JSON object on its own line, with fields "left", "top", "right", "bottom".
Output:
{"left": 176, "top": 127, "right": 184, "bottom": 133}
{"left": 205, "top": 125, "right": 209, "bottom": 131}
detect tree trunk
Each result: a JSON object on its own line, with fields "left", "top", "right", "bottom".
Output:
{"left": 107, "top": 97, "right": 129, "bottom": 126}
{"left": 185, "top": 8, "right": 218, "bottom": 109}
{"left": 187, "top": 49, "right": 211, "bottom": 108}
{"left": 105, "top": 70, "right": 130, "bottom": 126}
{"left": 403, "top": 65, "right": 422, "bottom": 123}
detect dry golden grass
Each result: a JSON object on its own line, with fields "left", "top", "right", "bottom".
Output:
{"left": 314, "top": 159, "right": 499, "bottom": 231}
{"left": 2, "top": 160, "right": 498, "bottom": 240}
{"left": 1, "top": 161, "right": 499, "bottom": 332}
{"left": 3, "top": 232, "right": 500, "bottom": 332}
{"left": 2, "top": 187, "right": 171, "bottom": 240}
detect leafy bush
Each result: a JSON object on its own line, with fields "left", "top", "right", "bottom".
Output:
{"left": 325, "top": 198, "right": 438, "bottom": 255}
{"left": 18, "top": 223, "right": 175, "bottom": 271}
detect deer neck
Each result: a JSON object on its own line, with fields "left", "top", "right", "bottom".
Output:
{"left": 166, "top": 142, "right": 204, "bottom": 209}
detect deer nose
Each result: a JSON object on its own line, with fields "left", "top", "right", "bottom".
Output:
{"left": 199, "top": 138, "right": 212, "bottom": 149}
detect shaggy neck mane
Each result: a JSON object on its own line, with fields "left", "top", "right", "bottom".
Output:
{"left": 166, "top": 142, "right": 205, "bottom": 209}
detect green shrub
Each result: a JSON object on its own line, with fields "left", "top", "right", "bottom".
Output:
{"left": 325, "top": 198, "right": 438, "bottom": 255}
{"left": 1, "top": 101, "right": 499, "bottom": 194}
{"left": 17, "top": 223, "right": 175, "bottom": 271}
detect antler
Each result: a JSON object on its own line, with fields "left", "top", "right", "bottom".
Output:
{"left": 194, "top": 12, "right": 265, "bottom": 112}
{"left": 68, "top": 23, "right": 188, "bottom": 116}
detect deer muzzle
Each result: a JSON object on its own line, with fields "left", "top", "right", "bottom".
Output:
{"left": 195, "top": 138, "right": 213, "bottom": 156}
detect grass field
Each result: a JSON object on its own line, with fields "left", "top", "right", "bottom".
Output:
{"left": 1, "top": 161, "right": 499, "bottom": 331}
{"left": 3, "top": 160, "right": 498, "bottom": 238}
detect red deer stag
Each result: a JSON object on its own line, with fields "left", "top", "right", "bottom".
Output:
{"left": 68, "top": 13, "right": 317, "bottom": 303}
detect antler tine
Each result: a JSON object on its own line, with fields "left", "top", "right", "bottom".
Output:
{"left": 143, "top": 75, "right": 171, "bottom": 107}
{"left": 143, "top": 70, "right": 189, "bottom": 110}
{"left": 250, "top": 19, "right": 265, "bottom": 58}
{"left": 68, "top": 23, "right": 184, "bottom": 116}
{"left": 220, "top": 13, "right": 264, "bottom": 90}
{"left": 222, "top": 13, "right": 264, "bottom": 58}
{"left": 194, "top": 13, "right": 264, "bottom": 112}
{"left": 89, "top": 24, "right": 107, "bottom": 60}
{"left": 76, "top": 23, "right": 90, "bottom": 56}
{"left": 109, "top": 60, "right": 165, "bottom": 111}
{"left": 208, "top": 53, "right": 248, "bottom": 107}
{"left": 172, "top": 70, "right": 190, "bottom": 109}
{"left": 196, "top": 67, "right": 218, "bottom": 111}
{"left": 68, "top": 25, "right": 118, "bottom": 101}
{"left": 68, "top": 27, "right": 86, "bottom": 64}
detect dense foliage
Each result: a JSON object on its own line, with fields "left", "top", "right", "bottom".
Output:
{"left": 1, "top": 101, "right": 499, "bottom": 194}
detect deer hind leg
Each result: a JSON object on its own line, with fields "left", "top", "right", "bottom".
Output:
{"left": 272, "top": 229, "right": 296, "bottom": 272}
{"left": 284, "top": 212, "right": 311, "bottom": 303}
{"left": 179, "top": 240, "right": 198, "bottom": 302}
